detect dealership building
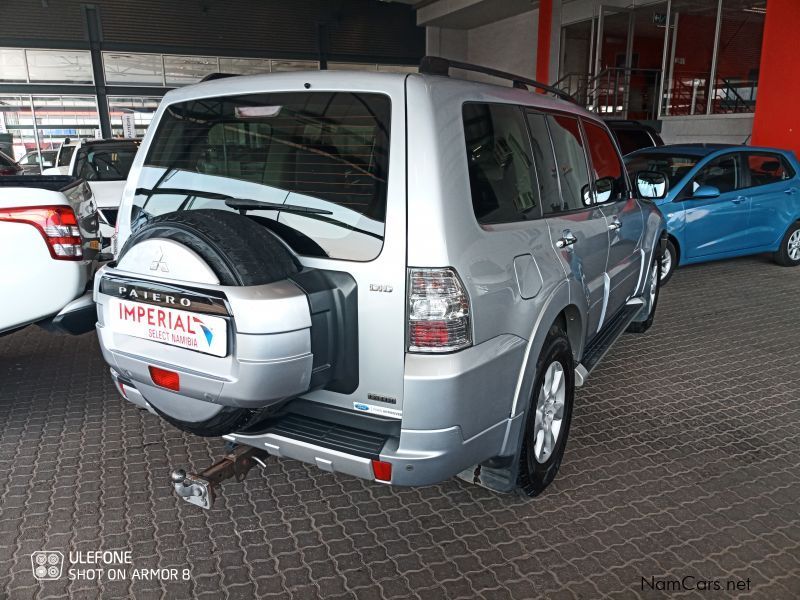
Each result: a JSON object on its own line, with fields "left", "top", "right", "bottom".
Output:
{"left": 1, "top": 0, "right": 796, "bottom": 159}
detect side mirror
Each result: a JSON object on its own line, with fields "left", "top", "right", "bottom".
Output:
{"left": 594, "top": 176, "right": 614, "bottom": 204}
{"left": 691, "top": 185, "right": 721, "bottom": 199}
{"left": 636, "top": 171, "right": 668, "bottom": 199}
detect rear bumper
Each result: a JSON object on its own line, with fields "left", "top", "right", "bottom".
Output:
{"left": 40, "top": 291, "right": 96, "bottom": 335}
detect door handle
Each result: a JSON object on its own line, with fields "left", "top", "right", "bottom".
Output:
{"left": 556, "top": 230, "right": 578, "bottom": 249}
{"left": 731, "top": 196, "right": 747, "bottom": 204}
{"left": 608, "top": 217, "right": 622, "bottom": 231}
{"left": 785, "top": 188, "right": 797, "bottom": 196}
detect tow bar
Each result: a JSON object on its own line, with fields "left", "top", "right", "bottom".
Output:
{"left": 170, "top": 445, "right": 269, "bottom": 510}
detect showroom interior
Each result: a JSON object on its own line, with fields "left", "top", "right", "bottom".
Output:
{"left": 0, "top": 0, "right": 798, "bottom": 599}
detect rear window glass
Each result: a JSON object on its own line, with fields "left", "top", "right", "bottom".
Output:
{"left": 137, "top": 92, "right": 391, "bottom": 261}
{"left": 76, "top": 143, "right": 139, "bottom": 181}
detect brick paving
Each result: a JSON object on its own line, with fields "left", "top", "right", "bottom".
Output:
{"left": 1, "top": 255, "right": 798, "bottom": 599}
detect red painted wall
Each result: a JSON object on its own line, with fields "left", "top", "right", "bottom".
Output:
{"left": 536, "top": 0, "right": 553, "bottom": 85}
{"left": 752, "top": 0, "right": 800, "bottom": 155}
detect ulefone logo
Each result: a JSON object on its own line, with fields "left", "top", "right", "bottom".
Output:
{"left": 31, "top": 551, "right": 64, "bottom": 580}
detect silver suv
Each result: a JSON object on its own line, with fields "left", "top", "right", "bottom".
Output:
{"left": 94, "top": 58, "right": 666, "bottom": 502}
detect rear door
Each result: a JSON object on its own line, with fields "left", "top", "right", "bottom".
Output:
{"left": 583, "top": 119, "right": 643, "bottom": 317}
{"left": 117, "top": 79, "right": 408, "bottom": 418}
{"left": 741, "top": 152, "right": 798, "bottom": 248}
{"left": 682, "top": 152, "right": 750, "bottom": 258}
{"left": 534, "top": 112, "right": 610, "bottom": 338}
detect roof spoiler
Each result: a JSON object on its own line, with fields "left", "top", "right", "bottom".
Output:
{"left": 419, "top": 56, "right": 577, "bottom": 104}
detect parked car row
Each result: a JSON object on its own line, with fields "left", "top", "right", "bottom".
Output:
{"left": 2, "top": 60, "right": 799, "bottom": 507}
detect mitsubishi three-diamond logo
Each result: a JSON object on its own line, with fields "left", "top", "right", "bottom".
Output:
{"left": 31, "top": 551, "right": 64, "bottom": 580}
{"left": 150, "top": 247, "right": 169, "bottom": 272}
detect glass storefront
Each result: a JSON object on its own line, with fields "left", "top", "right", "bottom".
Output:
{"left": 560, "top": 0, "right": 767, "bottom": 119}
{"left": 108, "top": 96, "right": 161, "bottom": 138}
{"left": 0, "top": 95, "right": 99, "bottom": 160}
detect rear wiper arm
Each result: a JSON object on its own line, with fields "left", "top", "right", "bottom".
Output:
{"left": 134, "top": 187, "right": 332, "bottom": 215}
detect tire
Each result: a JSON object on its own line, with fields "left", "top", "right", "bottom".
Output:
{"left": 120, "top": 209, "right": 300, "bottom": 437}
{"left": 773, "top": 222, "right": 800, "bottom": 267}
{"left": 516, "top": 322, "right": 575, "bottom": 497}
{"left": 660, "top": 239, "right": 677, "bottom": 286}
{"left": 627, "top": 254, "right": 661, "bottom": 334}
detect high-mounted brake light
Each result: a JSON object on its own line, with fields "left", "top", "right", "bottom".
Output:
{"left": 0, "top": 205, "right": 83, "bottom": 260}
{"left": 407, "top": 268, "right": 471, "bottom": 353}
{"left": 149, "top": 366, "right": 180, "bottom": 391}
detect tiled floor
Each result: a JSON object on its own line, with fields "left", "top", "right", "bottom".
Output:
{"left": 1, "top": 255, "right": 798, "bottom": 599}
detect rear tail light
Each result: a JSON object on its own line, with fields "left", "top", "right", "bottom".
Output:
{"left": 149, "top": 366, "right": 180, "bottom": 391}
{"left": 407, "top": 268, "right": 471, "bottom": 353}
{"left": 0, "top": 205, "right": 83, "bottom": 260}
{"left": 371, "top": 459, "right": 392, "bottom": 482}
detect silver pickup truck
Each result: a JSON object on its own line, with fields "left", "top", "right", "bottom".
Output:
{"left": 92, "top": 59, "right": 666, "bottom": 505}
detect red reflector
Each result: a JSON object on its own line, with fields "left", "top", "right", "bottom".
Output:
{"left": 149, "top": 366, "right": 180, "bottom": 391}
{"left": 409, "top": 321, "right": 450, "bottom": 347}
{"left": 371, "top": 460, "right": 392, "bottom": 482}
{"left": 117, "top": 380, "right": 128, "bottom": 399}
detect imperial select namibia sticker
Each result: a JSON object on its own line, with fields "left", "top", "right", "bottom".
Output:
{"left": 109, "top": 298, "right": 227, "bottom": 357}
{"left": 353, "top": 402, "right": 402, "bottom": 418}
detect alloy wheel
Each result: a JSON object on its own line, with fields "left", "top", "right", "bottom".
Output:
{"left": 788, "top": 230, "right": 800, "bottom": 261}
{"left": 533, "top": 361, "right": 566, "bottom": 463}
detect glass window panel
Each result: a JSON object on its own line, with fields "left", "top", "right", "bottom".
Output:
{"left": 31, "top": 96, "right": 100, "bottom": 148}
{"left": 711, "top": 0, "right": 765, "bottom": 114}
{"left": 0, "top": 48, "right": 27, "bottom": 83}
{"left": 103, "top": 52, "right": 164, "bottom": 86}
{"left": 546, "top": 115, "right": 592, "bottom": 212}
{"left": 27, "top": 50, "right": 93, "bottom": 84}
{"left": 692, "top": 154, "right": 741, "bottom": 193}
{"left": 270, "top": 60, "right": 319, "bottom": 72}
{"left": 525, "top": 112, "right": 561, "bottom": 215}
{"left": 0, "top": 95, "right": 36, "bottom": 159}
{"left": 108, "top": 96, "right": 161, "bottom": 138}
{"left": 662, "top": 0, "right": 718, "bottom": 116}
{"left": 744, "top": 153, "right": 794, "bottom": 187}
{"left": 218, "top": 57, "right": 271, "bottom": 75}
{"left": 462, "top": 103, "right": 539, "bottom": 225}
{"left": 164, "top": 55, "right": 218, "bottom": 86}
{"left": 583, "top": 120, "right": 627, "bottom": 203}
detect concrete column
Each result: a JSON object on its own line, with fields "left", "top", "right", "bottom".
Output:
{"left": 751, "top": 0, "right": 800, "bottom": 156}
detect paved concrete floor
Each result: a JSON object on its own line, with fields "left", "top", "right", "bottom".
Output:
{"left": 1, "top": 255, "right": 798, "bottom": 599}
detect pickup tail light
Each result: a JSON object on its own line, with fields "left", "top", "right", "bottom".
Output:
{"left": 0, "top": 205, "right": 83, "bottom": 260}
{"left": 408, "top": 268, "right": 471, "bottom": 353}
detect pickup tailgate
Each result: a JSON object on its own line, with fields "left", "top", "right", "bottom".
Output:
{"left": 0, "top": 176, "right": 100, "bottom": 334}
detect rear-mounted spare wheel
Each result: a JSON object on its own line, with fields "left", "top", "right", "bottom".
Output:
{"left": 118, "top": 209, "right": 301, "bottom": 436}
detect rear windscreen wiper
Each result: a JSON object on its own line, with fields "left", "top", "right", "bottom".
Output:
{"left": 133, "top": 187, "right": 332, "bottom": 215}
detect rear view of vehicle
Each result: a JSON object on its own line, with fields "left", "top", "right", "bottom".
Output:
{"left": 0, "top": 176, "right": 100, "bottom": 335}
{"left": 95, "top": 73, "right": 408, "bottom": 496}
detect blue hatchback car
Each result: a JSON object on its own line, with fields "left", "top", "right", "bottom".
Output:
{"left": 625, "top": 144, "right": 800, "bottom": 283}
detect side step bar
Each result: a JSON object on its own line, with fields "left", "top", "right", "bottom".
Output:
{"left": 574, "top": 298, "right": 644, "bottom": 387}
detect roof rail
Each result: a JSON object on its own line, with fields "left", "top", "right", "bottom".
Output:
{"left": 419, "top": 56, "right": 577, "bottom": 104}
{"left": 200, "top": 72, "right": 240, "bottom": 82}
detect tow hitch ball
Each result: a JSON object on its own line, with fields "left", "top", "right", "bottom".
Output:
{"left": 170, "top": 445, "right": 269, "bottom": 510}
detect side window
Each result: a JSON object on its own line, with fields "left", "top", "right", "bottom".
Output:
{"left": 545, "top": 114, "right": 592, "bottom": 212}
{"left": 745, "top": 153, "right": 795, "bottom": 188}
{"left": 58, "top": 145, "right": 75, "bottom": 167}
{"left": 525, "top": 113, "right": 561, "bottom": 215}
{"left": 583, "top": 120, "right": 628, "bottom": 204}
{"left": 462, "top": 103, "right": 539, "bottom": 224}
{"left": 692, "top": 154, "right": 739, "bottom": 194}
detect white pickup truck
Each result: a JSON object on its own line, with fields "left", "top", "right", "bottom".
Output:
{"left": 0, "top": 176, "right": 101, "bottom": 336}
